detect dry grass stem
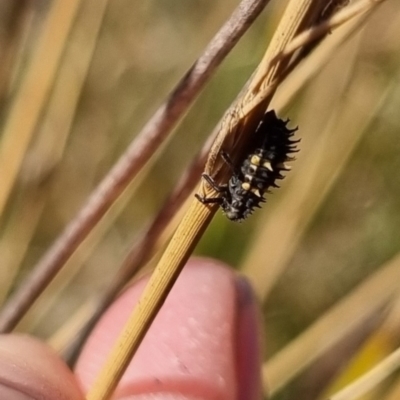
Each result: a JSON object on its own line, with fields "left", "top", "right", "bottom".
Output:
{"left": 244, "top": 0, "right": 317, "bottom": 96}
{"left": 0, "top": 0, "right": 81, "bottom": 216}
{"left": 273, "top": 10, "right": 370, "bottom": 110}
{"left": 329, "top": 346, "right": 400, "bottom": 400}
{"left": 86, "top": 199, "right": 213, "bottom": 400}
{"left": 20, "top": 0, "right": 109, "bottom": 184}
{"left": 273, "top": 0, "right": 384, "bottom": 66}
{"left": 243, "top": 0, "right": 383, "bottom": 115}
{"left": 0, "top": 0, "right": 271, "bottom": 333}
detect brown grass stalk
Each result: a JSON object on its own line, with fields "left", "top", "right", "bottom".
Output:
{"left": 273, "top": 0, "right": 384, "bottom": 66}
{"left": 86, "top": 199, "right": 214, "bottom": 400}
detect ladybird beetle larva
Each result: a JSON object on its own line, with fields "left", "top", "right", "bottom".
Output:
{"left": 196, "top": 110, "right": 299, "bottom": 221}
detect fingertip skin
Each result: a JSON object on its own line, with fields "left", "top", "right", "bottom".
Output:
{"left": 76, "top": 258, "right": 262, "bottom": 400}
{"left": 0, "top": 334, "right": 84, "bottom": 400}
{"left": 0, "top": 260, "right": 262, "bottom": 400}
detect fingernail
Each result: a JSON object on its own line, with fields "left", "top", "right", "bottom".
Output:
{"left": 235, "top": 275, "right": 256, "bottom": 309}
{"left": 235, "top": 275, "right": 263, "bottom": 400}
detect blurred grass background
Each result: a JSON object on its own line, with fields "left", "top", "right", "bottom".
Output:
{"left": 1, "top": 0, "right": 400, "bottom": 399}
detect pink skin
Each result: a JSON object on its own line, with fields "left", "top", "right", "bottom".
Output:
{"left": 0, "top": 258, "right": 262, "bottom": 400}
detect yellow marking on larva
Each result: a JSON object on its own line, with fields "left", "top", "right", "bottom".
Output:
{"left": 242, "top": 182, "right": 251, "bottom": 191}
{"left": 251, "top": 155, "right": 261, "bottom": 166}
{"left": 262, "top": 160, "right": 273, "bottom": 171}
{"left": 251, "top": 188, "right": 262, "bottom": 197}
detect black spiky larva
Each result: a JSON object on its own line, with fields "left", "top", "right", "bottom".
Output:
{"left": 196, "top": 110, "right": 299, "bottom": 221}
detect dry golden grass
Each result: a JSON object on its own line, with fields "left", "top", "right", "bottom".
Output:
{"left": 0, "top": 0, "right": 400, "bottom": 399}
